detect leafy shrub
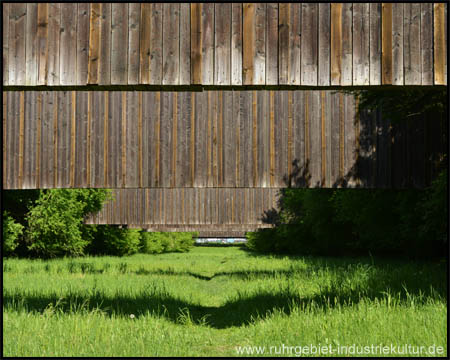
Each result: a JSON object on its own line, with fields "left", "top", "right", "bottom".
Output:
{"left": 25, "top": 189, "right": 111, "bottom": 258}
{"left": 140, "top": 232, "right": 196, "bottom": 254}
{"left": 3, "top": 212, "right": 24, "bottom": 256}
{"left": 87, "top": 225, "right": 141, "bottom": 256}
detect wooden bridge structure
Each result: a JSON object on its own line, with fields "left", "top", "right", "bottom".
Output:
{"left": 3, "top": 3, "right": 448, "bottom": 235}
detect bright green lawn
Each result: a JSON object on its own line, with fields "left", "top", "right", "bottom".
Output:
{"left": 3, "top": 247, "right": 447, "bottom": 357}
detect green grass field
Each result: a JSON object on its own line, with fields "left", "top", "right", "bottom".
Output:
{"left": 3, "top": 247, "right": 447, "bottom": 357}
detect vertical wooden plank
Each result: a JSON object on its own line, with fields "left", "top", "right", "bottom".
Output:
{"left": 243, "top": 3, "right": 255, "bottom": 84}
{"left": 3, "top": 3, "right": 10, "bottom": 85}
{"left": 191, "top": 3, "right": 202, "bottom": 84}
{"left": 141, "top": 93, "right": 152, "bottom": 187}
{"left": 420, "top": 3, "right": 433, "bottom": 85}
{"left": 252, "top": 91, "right": 258, "bottom": 186}
{"left": 257, "top": 91, "right": 269, "bottom": 187}
{"left": 163, "top": 3, "right": 180, "bottom": 85}
{"left": 292, "top": 91, "right": 305, "bottom": 187}
{"left": 90, "top": 92, "right": 104, "bottom": 187}
{"left": 128, "top": 3, "right": 140, "bottom": 85}
{"left": 69, "top": 92, "right": 76, "bottom": 187}
{"left": 36, "top": 3, "right": 48, "bottom": 85}
{"left": 223, "top": 92, "right": 235, "bottom": 187}
{"left": 330, "top": 4, "right": 342, "bottom": 86}
{"left": 43, "top": 92, "right": 55, "bottom": 188}
{"left": 139, "top": 4, "right": 151, "bottom": 84}
{"left": 194, "top": 92, "right": 206, "bottom": 186}
{"left": 6, "top": 93, "right": 15, "bottom": 188}
{"left": 60, "top": 4, "right": 77, "bottom": 85}
{"left": 55, "top": 91, "right": 71, "bottom": 188}
{"left": 266, "top": 3, "right": 278, "bottom": 85}
{"left": 9, "top": 4, "right": 27, "bottom": 85}
{"left": 331, "top": 92, "right": 340, "bottom": 186}
{"left": 370, "top": 3, "right": 381, "bottom": 85}
{"left": 289, "top": 3, "right": 301, "bottom": 85}
{"left": 318, "top": 4, "right": 331, "bottom": 86}
{"left": 160, "top": 92, "right": 172, "bottom": 187}
{"left": 392, "top": 3, "right": 403, "bottom": 85}
{"left": 434, "top": 3, "right": 447, "bottom": 85}
{"left": 202, "top": 3, "right": 214, "bottom": 84}
{"left": 47, "top": 3, "right": 60, "bottom": 85}
{"left": 150, "top": 4, "right": 163, "bottom": 84}
{"left": 18, "top": 92, "right": 25, "bottom": 188}
{"left": 269, "top": 91, "right": 275, "bottom": 186}
{"left": 381, "top": 3, "right": 393, "bottom": 85}
{"left": 190, "top": 93, "right": 196, "bottom": 186}
{"left": 75, "top": 92, "right": 88, "bottom": 187}
{"left": 99, "top": 3, "right": 111, "bottom": 85}
{"left": 231, "top": 3, "right": 243, "bottom": 85}
{"left": 287, "top": 91, "right": 293, "bottom": 181}
{"left": 106, "top": 92, "right": 118, "bottom": 188}
{"left": 404, "top": 3, "right": 421, "bottom": 85}
{"left": 53, "top": 92, "right": 58, "bottom": 187}
{"left": 103, "top": 92, "right": 109, "bottom": 187}
{"left": 324, "top": 91, "right": 332, "bottom": 187}
{"left": 180, "top": 3, "right": 191, "bottom": 85}
{"left": 126, "top": 92, "right": 139, "bottom": 187}
{"left": 278, "top": 4, "right": 289, "bottom": 85}
{"left": 25, "top": 4, "right": 37, "bottom": 86}
{"left": 341, "top": 4, "right": 353, "bottom": 86}
{"left": 111, "top": 3, "right": 128, "bottom": 84}
{"left": 88, "top": 3, "right": 101, "bottom": 84}
{"left": 276, "top": 91, "right": 287, "bottom": 186}
{"left": 233, "top": 91, "right": 241, "bottom": 187}
{"left": 254, "top": 3, "right": 266, "bottom": 85}
{"left": 171, "top": 93, "right": 178, "bottom": 187}
{"left": 353, "top": 3, "right": 370, "bottom": 85}
{"left": 121, "top": 92, "right": 127, "bottom": 187}
{"left": 77, "top": 3, "right": 90, "bottom": 85}
{"left": 302, "top": 4, "right": 319, "bottom": 86}
{"left": 215, "top": 3, "right": 231, "bottom": 85}
{"left": 344, "top": 94, "right": 356, "bottom": 186}
{"left": 309, "top": 92, "right": 321, "bottom": 187}
{"left": 138, "top": 92, "right": 143, "bottom": 187}
{"left": 23, "top": 92, "right": 37, "bottom": 188}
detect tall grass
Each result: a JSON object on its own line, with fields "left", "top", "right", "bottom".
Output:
{"left": 3, "top": 247, "right": 447, "bottom": 357}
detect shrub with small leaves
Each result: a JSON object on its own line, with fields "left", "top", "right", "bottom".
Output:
{"left": 3, "top": 212, "right": 24, "bottom": 256}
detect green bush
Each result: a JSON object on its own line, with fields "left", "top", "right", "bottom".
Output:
{"left": 87, "top": 225, "right": 141, "bottom": 256}
{"left": 25, "top": 189, "right": 111, "bottom": 258}
{"left": 140, "top": 232, "right": 196, "bottom": 254}
{"left": 3, "top": 212, "right": 24, "bottom": 256}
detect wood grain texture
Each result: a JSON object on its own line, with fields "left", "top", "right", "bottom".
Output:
{"left": 4, "top": 90, "right": 444, "bottom": 189}
{"left": 60, "top": 4, "right": 77, "bottom": 85}
{"left": 231, "top": 3, "right": 243, "bottom": 85}
{"left": 318, "top": 4, "right": 330, "bottom": 86}
{"left": 76, "top": 3, "right": 90, "bottom": 86}
{"left": 369, "top": 3, "right": 381, "bottom": 85}
{"left": 128, "top": 3, "right": 141, "bottom": 85}
{"left": 392, "top": 3, "right": 404, "bottom": 85}
{"left": 434, "top": 3, "right": 446, "bottom": 85}
{"left": 353, "top": 3, "right": 370, "bottom": 85}
{"left": 25, "top": 4, "right": 37, "bottom": 85}
{"left": 382, "top": 3, "right": 393, "bottom": 85}
{"left": 111, "top": 3, "right": 128, "bottom": 84}
{"left": 404, "top": 3, "right": 421, "bottom": 85}
{"left": 243, "top": 3, "right": 255, "bottom": 85}
{"left": 301, "top": 4, "right": 318, "bottom": 85}
{"left": 163, "top": 3, "right": 180, "bottom": 85}
{"left": 215, "top": 3, "right": 231, "bottom": 85}
{"left": 3, "top": 3, "right": 10, "bottom": 85}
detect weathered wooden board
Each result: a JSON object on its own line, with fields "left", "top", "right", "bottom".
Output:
{"left": 5, "top": 3, "right": 446, "bottom": 86}
{"left": 3, "top": 90, "right": 445, "bottom": 189}
{"left": 86, "top": 188, "right": 281, "bottom": 227}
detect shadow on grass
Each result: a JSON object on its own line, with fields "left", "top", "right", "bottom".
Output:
{"left": 4, "top": 262, "right": 446, "bottom": 329}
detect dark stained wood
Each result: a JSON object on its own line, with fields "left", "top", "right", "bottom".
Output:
{"left": 318, "top": 4, "right": 330, "bottom": 86}
{"left": 88, "top": 3, "right": 101, "bottom": 84}
{"left": 330, "top": 3, "right": 342, "bottom": 85}
{"left": 369, "top": 3, "right": 381, "bottom": 85}
{"left": 243, "top": 3, "right": 255, "bottom": 85}
{"left": 382, "top": 3, "right": 393, "bottom": 85}
{"left": 99, "top": 3, "right": 111, "bottom": 85}
{"left": 163, "top": 3, "right": 180, "bottom": 85}
{"left": 301, "top": 4, "right": 318, "bottom": 85}
{"left": 434, "top": 3, "right": 446, "bottom": 85}
{"left": 215, "top": 3, "right": 231, "bottom": 85}
{"left": 128, "top": 3, "right": 140, "bottom": 85}
{"left": 139, "top": 4, "right": 151, "bottom": 84}
{"left": 111, "top": 3, "right": 128, "bottom": 84}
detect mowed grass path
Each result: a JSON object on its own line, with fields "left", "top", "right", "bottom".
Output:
{"left": 3, "top": 247, "right": 447, "bottom": 357}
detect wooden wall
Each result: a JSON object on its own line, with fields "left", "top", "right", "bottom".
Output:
{"left": 3, "top": 90, "right": 445, "bottom": 190}
{"left": 85, "top": 188, "right": 280, "bottom": 229}
{"left": 3, "top": 3, "right": 447, "bottom": 87}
